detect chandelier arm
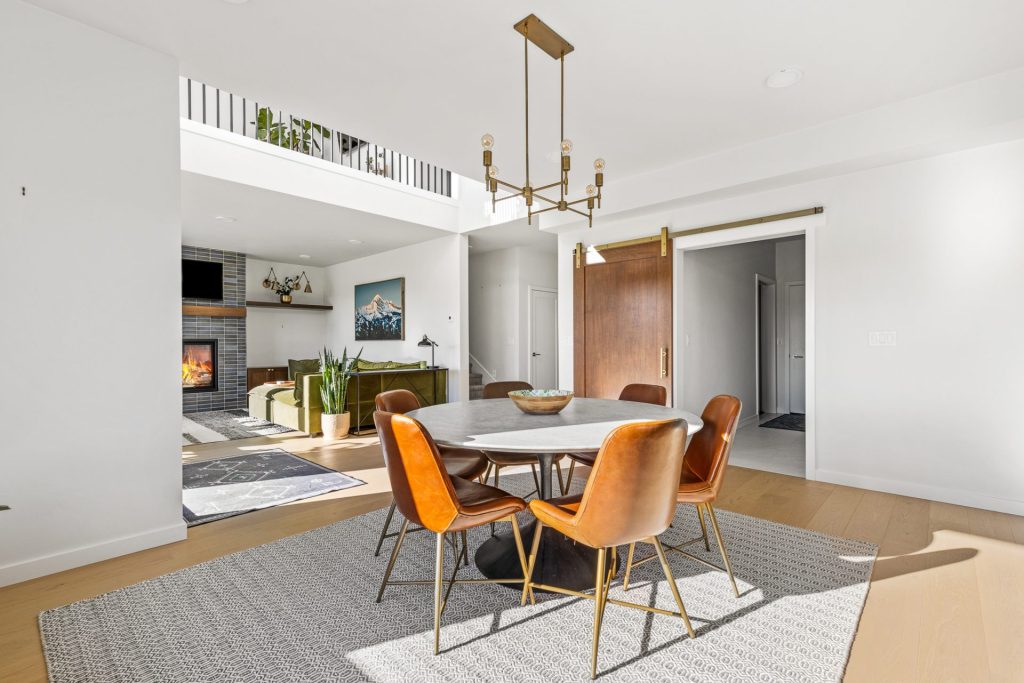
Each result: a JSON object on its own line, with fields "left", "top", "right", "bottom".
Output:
{"left": 494, "top": 193, "right": 524, "bottom": 203}
{"left": 567, "top": 207, "right": 590, "bottom": 218}
{"left": 532, "top": 192, "right": 559, "bottom": 205}
{"left": 531, "top": 205, "right": 559, "bottom": 216}
{"left": 566, "top": 197, "right": 592, "bottom": 207}
{"left": 492, "top": 178, "right": 523, "bottom": 192}
{"left": 533, "top": 180, "right": 563, "bottom": 192}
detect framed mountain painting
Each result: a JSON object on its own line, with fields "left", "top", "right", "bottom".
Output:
{"left": 354, "top": 277, "right": 405, "bottom": 340}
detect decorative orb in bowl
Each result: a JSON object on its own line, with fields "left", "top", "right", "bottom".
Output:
{"left": 508, "top": 389, "right": 574, "bottom": 415}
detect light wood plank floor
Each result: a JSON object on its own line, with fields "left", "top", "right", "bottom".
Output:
{"left": 2, "top": 433, "right": 1022, "bottom": 682}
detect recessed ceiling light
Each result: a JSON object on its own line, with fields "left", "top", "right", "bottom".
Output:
{"left": 299, "top": 254, "right": 311, "bottom": 259}
{"left": 765, "top": 68, "right": 803, "bottom": 89}
{"left": 215, "top": 215, "right": 237, "bottom": 222}
{"left": 348, "top": 239, "right": 363, "bottom": 244}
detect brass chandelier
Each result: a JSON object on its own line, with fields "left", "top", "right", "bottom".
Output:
{"left": 481, "top": 14, "right": 604, "bottom": 228}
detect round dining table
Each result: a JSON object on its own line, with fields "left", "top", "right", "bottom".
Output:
{"left": 405, "top": 397, "right": 703, "bottom": 591}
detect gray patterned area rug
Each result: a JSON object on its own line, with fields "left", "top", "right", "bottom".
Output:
{"left": 182, "top": 409, "right": 294, "bottom": 445}
{"left": 41, "top": 476, "right": 876, "bottom": 682}
{"left": 183, "top": 449, "right": 365, "bottom": 526}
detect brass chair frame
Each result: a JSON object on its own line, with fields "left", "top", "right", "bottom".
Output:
{"left": 622, "top": 502, "right": 739, "bottom": 597}
{"left": 377, "top": 514, "right": 535, "bottom": 655}
{"left": 522, "top": 521, "right": 695, "bottom": 679}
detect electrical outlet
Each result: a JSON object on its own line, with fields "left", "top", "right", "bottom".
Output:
{"left": 868, "top": 331, "right": 897, "bottom": 347}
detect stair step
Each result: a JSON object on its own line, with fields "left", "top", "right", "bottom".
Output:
{"left": 468, "top": 372, "right": 483, "bottom": 385}
{"left": 469, "top": 386, "right": 484, "bottom": 400}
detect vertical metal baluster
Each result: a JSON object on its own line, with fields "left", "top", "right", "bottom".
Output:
{"left": 187, "top": 78, "right": 192, "bottom": 120}
{"left": 242, "top": 98, "right": 247, "bottom": 136}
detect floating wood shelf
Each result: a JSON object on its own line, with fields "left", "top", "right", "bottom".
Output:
{"left": 246, "top": 300, "right": 334, "bottom": 311}
{"left": 182, "top": 305, "right": 246, "bottom": 318}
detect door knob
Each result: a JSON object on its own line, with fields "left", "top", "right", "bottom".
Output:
{"left": 792, "top": 354, "right": 804, "bottom": 359}
{"left": 531, "top": 352, "right": 541, "bottom": 357}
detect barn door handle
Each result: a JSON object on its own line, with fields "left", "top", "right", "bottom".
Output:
{"left": 660, "top": 347, "right": 668, "bottom": 378}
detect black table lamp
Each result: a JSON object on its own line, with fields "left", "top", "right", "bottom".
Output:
{"left": 417, "top": 334, "right": 438, "bottom": 368}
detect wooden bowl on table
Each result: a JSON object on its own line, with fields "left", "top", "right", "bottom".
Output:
{"left": 508, "top": 389, "right": 574, "bottom": 415}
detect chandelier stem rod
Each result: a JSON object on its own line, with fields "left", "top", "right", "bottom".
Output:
{"left": 524, "top": 32, "right": 530, "bottom": 188}
{"left": 560, "top": 53, "right": 565, "bottom": 202}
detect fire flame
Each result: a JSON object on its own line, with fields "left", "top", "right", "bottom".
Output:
{"left": 182, "top": 346, "right": 214, "bottom": 388}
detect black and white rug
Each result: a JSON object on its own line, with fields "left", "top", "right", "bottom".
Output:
{"left": 760, "top": 413, "right": 806, "bottom": 432}
{"left": 182, "top": 449, "right": 365, "bottom": 526}
{"left": 42, "top": 474, "right": 876, "bottom": 682}
{"left": 182, "top": 409, "right": 294, "bottom": 445}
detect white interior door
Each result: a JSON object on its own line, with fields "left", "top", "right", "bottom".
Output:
{"left": 788, "top": 283, "right": 806, "bottom": 413}
{"left": 529, "top": 288, "right": 558, "bottom": 389}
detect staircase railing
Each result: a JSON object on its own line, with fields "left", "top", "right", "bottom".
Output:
{"left": 180, "top": 78, "right": 453, "bottom": 198}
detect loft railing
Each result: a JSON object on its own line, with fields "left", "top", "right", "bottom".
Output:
{"left": 180, "top": 78, "right": 453, "bottom": 198}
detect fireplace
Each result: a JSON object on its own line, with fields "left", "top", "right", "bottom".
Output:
{"left": 182, "top": 340, "right": 218, "bottom": 393}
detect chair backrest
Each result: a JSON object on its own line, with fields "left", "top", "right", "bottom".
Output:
{"left": 618, "top": 383, "right": 667, "bottom": 406}
{"left": 482, "top": 380, "right": 533, "bottom": 399}
{"left": 569, "top": 419, "right": 687, "bottom": 548}
{"left": 373, "top": 411, "right": 460, "bottom": 533}
{"left": 375, "top": 388, "right": 420, "bottom": 414}
{"left": 682, "top": 395, "right": 742, "bottom": 497}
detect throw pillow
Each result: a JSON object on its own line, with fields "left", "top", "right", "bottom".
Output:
{"left": 288, "top": 358, "right": 320, "bottom": 405}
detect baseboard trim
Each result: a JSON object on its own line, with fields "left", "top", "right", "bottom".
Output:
{"left": 0, "top": 521, "right": 187, "bottom": 588}
{"left": 737, "top": 414, "right": 759, "bottom": 430}
{"left": 814, "top": 469, "right": 1024, "bottom": 517}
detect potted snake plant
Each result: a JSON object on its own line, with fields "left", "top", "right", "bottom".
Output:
{"left": 319, "top": 346, "right": 361, "bottom": 441}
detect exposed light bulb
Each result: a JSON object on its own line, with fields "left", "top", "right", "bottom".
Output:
{"left": 586, "top": 184, "right": 596, "bottom": 197}
{"left": 593, "top": 158, "right": 605, "bottom": 172}
{"left": 481, "top": 133, "right": 494, "bottom": 150}
{"left": 560, "top": 138, "right": 573, "bottom": 156}
{"left": 488, "top": 166, "right": 499, "bottom": 178}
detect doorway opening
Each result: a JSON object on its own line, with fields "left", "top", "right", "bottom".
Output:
{"left": 680, "top": 234, "right": 807, "bottom": 478}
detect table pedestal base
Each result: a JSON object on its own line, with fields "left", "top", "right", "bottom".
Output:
{"left": 475, "top": 520, "right": 619, "bottom": 593}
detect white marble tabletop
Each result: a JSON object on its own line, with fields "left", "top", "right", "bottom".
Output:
{"left": 405, "top": 397, "right": 702, "bottom": 453}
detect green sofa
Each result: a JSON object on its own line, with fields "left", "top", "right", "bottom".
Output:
{"left": 248, "top": 373, "right": 324, "bottom": 435}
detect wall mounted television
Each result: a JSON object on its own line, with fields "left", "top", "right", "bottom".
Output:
{"left": 182, "top": 259, "right": 224, "bottom": 300}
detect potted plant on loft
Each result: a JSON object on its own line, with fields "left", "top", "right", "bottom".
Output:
{"left": 319, "top": 346, "right": 362, "bottom": 441}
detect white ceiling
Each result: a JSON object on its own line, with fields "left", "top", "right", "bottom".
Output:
{"left": 28, "top": 0, "right": 1024, "bottom": 192}
{"left": 466, "top": 219, "right": 557, "bottom": 255}
{"left": 181, "top": 172, "right": 449, "bottom": 266}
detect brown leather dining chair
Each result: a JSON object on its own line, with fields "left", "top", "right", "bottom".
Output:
{"left": 523, "top": 418, "right": 694, "bottom": 679}
{"left": 372, "top": 389, "right": 490, "bottom": 557}
{"left": 622, "top": 394, "right": 743, "bottom": 598}
{"left": 481, "top": 380, "right": 566, "bottom": 499}
{"left": 374, "top": 411, "right": 532, "bottom": 655}
{"left": 562, "top": 382, "right": 667, "bottom": 493}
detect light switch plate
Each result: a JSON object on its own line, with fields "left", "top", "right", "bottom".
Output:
{"left": 868, "top": 331, "right": 897, "bottom": 346}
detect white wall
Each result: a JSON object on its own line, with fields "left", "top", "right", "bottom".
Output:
{"left": 556, "top": 138, "right": 1024, "bottom": 516}
{"left": 774, "top": 238, "right": 806, "bottom": 412}
{"left": 681, "top": 241, "right": 775, "bottom": 424}
{"left": 468, "top": 246, "right": 557, "bottom": 383}
{"left": 0, "top": 2, "right": 184, "bottom": 585}
{"left": 324, "top": 234, "right": 469, "bottom": 400}
{"left": 246, "top": 258, "right": 328, "bottom": 366}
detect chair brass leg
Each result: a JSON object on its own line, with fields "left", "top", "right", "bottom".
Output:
{"left": 705, "top": 503, "right": 740, "bottom": 597}
{"left": 521, "top": 522, "right": 544, "bottom": 606}
{"left": 622, "top": 542, "right": 636, "bottom": 591}
{"left": 696, "top": 504, "right": 711, "bottom": 552}
{"left": 374, "top": 499, "right": 397, "bottom": 557}
{"left": 434, "top": 532, "right": 445, "bottom": 655}
{"left": 555, "top": 459, "right": 566, "bottom": 496}
{"left": 508, "top": 514, "right": 534, "bottom": 605}
{"left": 591, "top": 547, "right": 608, "bottom": 679}
{"left": 376, "top": 518, "right": 409, "bottom": 603}
{"left": 565, "top": 459, "right": 576, "bottom": 493}
{"left": 651, "top": 536, "right": 695, "bottom": 638}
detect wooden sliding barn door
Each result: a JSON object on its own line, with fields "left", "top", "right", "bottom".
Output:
{"left": 573, "top": 240, "right": 673, "bottom": 399}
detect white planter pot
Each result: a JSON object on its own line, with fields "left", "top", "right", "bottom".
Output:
{"left": 321, "top": 412, "right": 351, "bottom": 442}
